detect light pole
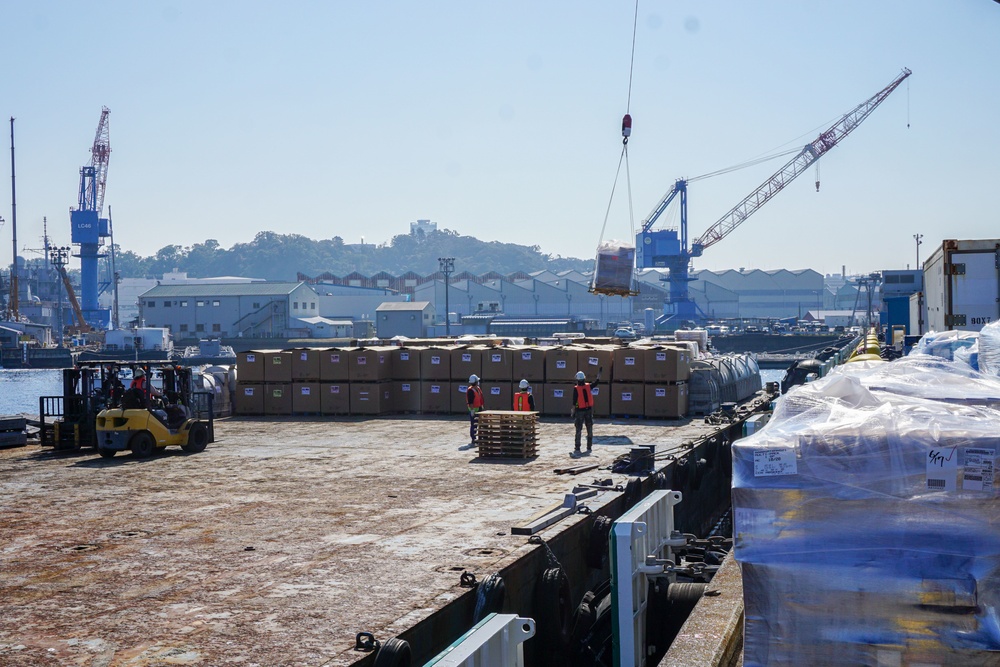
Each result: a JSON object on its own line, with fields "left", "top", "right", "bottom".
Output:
{"left": 51, "top": 246, "right": 69, "bottom": 346}
{"left": 913, "top": 233, "right": 923, "bottom": 269}
{"left": 438, "top": 257, "right": 454, "bottom": 337}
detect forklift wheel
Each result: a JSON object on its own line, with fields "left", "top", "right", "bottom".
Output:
{"left": 183, "top": 422, "right": 210, "bottom": 454}
{"left": 130, "top": 431, "right": 156, "bottom": 458}
{"left": 98, "top": 447, "right": 116, "bottom": 459}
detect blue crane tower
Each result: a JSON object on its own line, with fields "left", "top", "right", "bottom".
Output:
{"left": 636, "top": 68, "right": 911, "bottom": 329}
{"left": 69, "top": 107, "right": 111, "bottom": 328}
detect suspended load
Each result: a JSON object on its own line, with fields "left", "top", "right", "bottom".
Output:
{"left": 590, "top": 240, "right": 638, "bottom": 296}
{"left": 621, "top": 114, "right": 632, "bottom": 143}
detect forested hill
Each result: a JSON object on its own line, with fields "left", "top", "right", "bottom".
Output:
{"left": 113, "top": 230, "right": 593, "bottom": 280}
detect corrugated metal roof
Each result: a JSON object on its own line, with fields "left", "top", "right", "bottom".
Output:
{"left": 141, "top": 282, "right": 306, "bottom": 297}
{"left": 375, "top": 301, "right": 431, "bottom": 311}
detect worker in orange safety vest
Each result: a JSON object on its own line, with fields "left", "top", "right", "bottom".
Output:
{"left": 512, "top": 379, "right": 535, "bottom": 411}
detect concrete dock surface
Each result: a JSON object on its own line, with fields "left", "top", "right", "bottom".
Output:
{"left": 1, "top": 414, "right": 719, "bottom": 667}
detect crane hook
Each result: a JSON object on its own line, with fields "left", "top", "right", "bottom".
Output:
{"left": 622, "top": 114, "right": 632, "bottom": 145}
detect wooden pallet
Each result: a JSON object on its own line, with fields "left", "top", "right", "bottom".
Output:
{"left": 476, "top": 411, "right": 538, "bottom": 458}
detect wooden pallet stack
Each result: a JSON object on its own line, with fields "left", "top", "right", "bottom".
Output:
{"left": 475, "top": 410, "right": 538, "bottom": 459}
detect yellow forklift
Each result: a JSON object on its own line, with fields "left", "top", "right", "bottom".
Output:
{"left": 95, "top": 364, "right": 213, "bottom": 458}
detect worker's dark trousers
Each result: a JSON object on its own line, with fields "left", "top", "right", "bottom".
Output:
{"left": 575, "top": 408, "right": 594, "bottom": 450}
{"left": 469, "top": 410, "right": 479, "bottom": 442}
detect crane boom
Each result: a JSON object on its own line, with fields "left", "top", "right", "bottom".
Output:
{"left": 691, "top": 68, "right": 911, "bottom": 255}
{"left": 55, "top": 263, "right": 90, "bottom": 333}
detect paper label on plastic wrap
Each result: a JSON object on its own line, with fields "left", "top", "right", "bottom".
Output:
{"left": 734, "top": 507, "right": 777, "bottom": 538}
{"left": 753, "top": 449, "right": 797, "bottom": 477}
{"left": 926, "top": 447, "right": 958, "bottom": 491}
{"left": 963, "top": 447, "right": 995, "bottom": 492}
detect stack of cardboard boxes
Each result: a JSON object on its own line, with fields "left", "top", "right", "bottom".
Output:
{"left": 235, "top": 342, "right": 692, "bottom": 418}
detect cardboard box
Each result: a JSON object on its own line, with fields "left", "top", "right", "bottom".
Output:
{"left": 512, "top": 346, "right": 546, "bottom": 382}
{"left": 319, "top": 348, "right": 353, "bottom": 382}
{"left": 394, "top": 381, "right": 421, "bottom": 412}
{"left": 320, "top": 383, "right": 350, "bottom": 415}
{"left": 576, "top": 346, "right": 612, "bottom": 380}
{"left": 421, "top": 381, "right": 451, "bottom": 413}
{"left": 643, "top": 346, "right": 692, "bottom": 383}
{"left": 237, "top": 351, "right": 268, "bottom": 383}
{"left": 290, "top": 348, "right": 321, "bottom": 381}
{"left": 644, "top": 383, "right": 689, "bottom": 418}
{"left": 263, "top": 351, "right": 293, "bottom": 383}
{"left": 542, "top": 382, "right": 575, "bottom": 416}
{"left": 590, "top": 383, "right": 610, "bottom": 418}
{"left": 351, "top": 382, "right": 390, "bottom": 415}
{"left": 451, "top": 382, "right": 472, "bottom": 414}
{"left": 482, "top": 382, "right": 512, "bottom": 411}
{"left": 264, "top": 383, "right": 292, "bottom": 415}
{"left": 451, "top": 346, "right": 483, "bottom": 381}
{"left": 235, "top": 382, "right": 264, "bottom": 415}
{"left": 610, "top": 382, "right": 645, "bottom": 416}
{"left": 612, "top": 348, "right": 644, "bottom": 382}
{"left": 528, "top": 382, "right": 545, "bottom": 414}
{"left": 392, "top": 348, "right": 421, "bottom": 380}
{"left": 349, "top": 347, "right": 392, "bottom": 382}
{"left": 291, "top": 382, "right": 321, "bottom": 413}
{"left": 480, "top": 347, "right": 513, "bottom": 381}
{"left": 421, "top": 347, "right": 452, "bottom": 381}
{"left": 545, "top": 347, "right": 578, "bottom": 382}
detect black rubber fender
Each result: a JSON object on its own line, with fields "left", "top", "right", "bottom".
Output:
{"left": 534, "top": 566, "right": 572, "bottom": 665}
{"left": 472, "top": 573, "right": 506, "bottom": 623}
{"left": 373, "top": 637, "right": 411, "bottom": 667}
{"left": 585, "top": 515, "right": 613, "bottom": 570}
{"left": 622, "top": 477, "right": 643, "bottom": 510}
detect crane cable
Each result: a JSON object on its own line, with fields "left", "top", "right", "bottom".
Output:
{"left": 595, "top": 0, "right": 640, "bottom": 283}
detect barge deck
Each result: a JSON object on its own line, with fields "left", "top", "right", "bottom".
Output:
{"left": 0, "top": 412, "right": 745, "bottom": 666}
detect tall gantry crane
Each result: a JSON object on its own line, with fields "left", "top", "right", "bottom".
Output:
{"left": 70, "top": 107, "right": 111, "bottom": 327}
{"left": 636, "top": 68, "right": 911, "bottom": 326}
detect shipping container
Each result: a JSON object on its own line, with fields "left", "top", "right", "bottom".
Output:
{"left": 923, "top": 239, "right": 1000, "bottom": 332}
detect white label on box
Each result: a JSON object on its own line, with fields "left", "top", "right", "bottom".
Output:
{"left": 459, "top": 385, "right": 468, "bottom": 392}
{"left": 491, "top": 387, "right": 501, "bottom": 395}
{"left": 754, "top": 449, "right": 797, "bottom": 477}
{"left": 300, "top": 352, "right": 308, "bottom": 361}
{"left": 272, "top": 389, "right": 283, "bottom": 397}
{"left": 492, "top": 353, "right": 502, "bottom": 363}
{"left": 379, "top": 355, "right": 385, "bottom": 364}
{"left": 300, "top": 386, "right": 311, "bottom": 395}
{"left": 621, "top": 392, "right": 632, "bottom": 401}
{"left": 244, "top": 387, "right": 255, "bottom": 396}
{"left": 330, "top": 385, "right": 340, "bottom": 394}
{"left": 963, "top": 447, "right": 995, "bottom": 492}
{"left": 927, "top": 447, "right": 958, "bottom": 491}
{"left": 431, "top": 356, "right": 441, "bottom": 365}
{"left": 358, "top": 356, "right": 367, "bottom": 365}
{"left": 400, "top": 352, "right": 409, "bottom": 361}
{"left": 556, "top": 360, "right": 566, "bottom": 369}
{"left": 272, "top": 357, "right": 282, "bottom": 364}
{"left": 655, "top": 388, "right": 666, "bottom": 397}
{"left": 431, "top": 385, "right": 440, "bottom": 394}
{"left": 522, "top": 352, "right": 532, "bottom": 360}
{"left": 462, "top": 353, "right": 471, "bottom": 362}
{"left": 402, "top": 383, "right": 411, "bottom": 391}
{"left": 656, "top": 352, "right": 666, "bottom": 361}
{"left": 625, "top": 357, "right": 635, "bottom": 366}
{"left": 246, "top": 354, "right": 256, "bottom": 363}
{"left": 553, "top": 389, "right": 564, "bottom": 398}
{"left": 331, "top": 354, "right": 340, "bottom": 363}
{"left": 588, "top": 357, "right": 598, "bottom": 366}
{"left": 592, "top": 387, "right": 600, "bottom": 396}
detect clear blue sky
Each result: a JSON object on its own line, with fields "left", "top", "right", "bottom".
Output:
{"left": 3, "top": 1, "right": 998, "bottom": 277}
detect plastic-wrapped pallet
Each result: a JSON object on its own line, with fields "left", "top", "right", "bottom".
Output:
{"left": 733, "top": 371, "right": 1000, "bottom": 666}
{"left": 977, "top": 320, "right": 1000, "bottom": 376}
{"left": 911, "top": 329, "right": 980, "bottom": 361}
{"left": 590, "top": 240, "right": 636, "bottom": 295}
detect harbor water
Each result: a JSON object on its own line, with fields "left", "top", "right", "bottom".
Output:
{"left": 0, "top": 369, "right": 63, "bottom": 416}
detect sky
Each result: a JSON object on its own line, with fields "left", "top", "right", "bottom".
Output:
{"left": 2, "top": 1, "right": 999, "bottom": 278}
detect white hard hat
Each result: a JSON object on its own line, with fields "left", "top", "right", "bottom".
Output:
{"left": 134, "top": 368, "right": 145, "bottom": 378}
{"left": 575, "top": 371, "right": 586, "bottom": 381}
{"left": 469, "top": 374, "right": 479, "bottom": 384}
{"left": 519, "top": 379, "right": 529, "bottom": 389}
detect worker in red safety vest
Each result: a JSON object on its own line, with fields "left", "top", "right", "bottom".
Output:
{"left": 466, "top": 374, "right": 485, "bottom": 445}
{"left": 572, "top": 369, "right": 601, "bottom": 456}
{"left": 129, "top": 368, "right": 161, "bottom": 397}
{"left": 512, "top": 379, "right": 535, "bottom": 412}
